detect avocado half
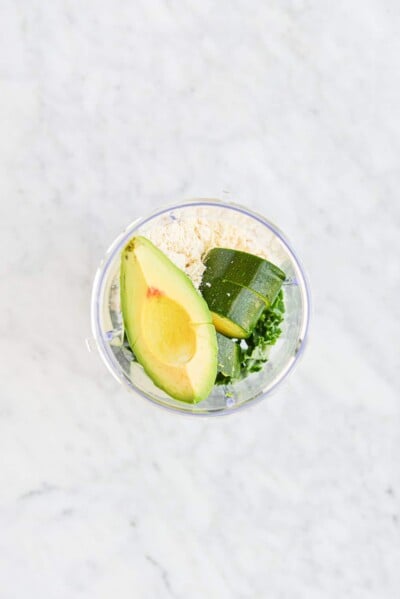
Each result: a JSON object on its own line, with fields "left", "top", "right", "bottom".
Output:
{"left": 120, "top": 236, "right": 218, "bottom": 403}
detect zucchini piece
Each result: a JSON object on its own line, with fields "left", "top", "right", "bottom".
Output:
{"left": 203, "top": 248, "right": 286, "bottom": 306}
{"left": 200, "top": 277, "right": 266, "bottom": 338}
{"left": 216, "top": 333, "right": 241, "bottom": 379}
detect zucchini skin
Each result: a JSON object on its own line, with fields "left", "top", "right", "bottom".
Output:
{"left": 201, "top": 277, "right": 266, "bottom": 338}
{"left": 216, "top": 333, "right": 241, "bottom": 379}
{"left": 203, "top": 248, "right": 286, "bottom": 306}
{"left": 200, "top": 248, "right": 286, "bottom": 338}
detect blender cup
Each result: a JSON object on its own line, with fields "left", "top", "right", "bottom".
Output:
{"left": 90, "top": 199, "right": 310, "bottom": 415}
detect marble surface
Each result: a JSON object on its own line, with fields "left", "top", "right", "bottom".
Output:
{"left": 1, "top": 1, "right": 400, "bottom": 597}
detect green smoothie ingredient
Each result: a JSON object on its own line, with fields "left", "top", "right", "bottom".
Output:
{"left": 202, "top": 248, "right": 286, "bottom": 305}
{"left": 120, "top": 236, "right": 217, "bottom": 403}
{"left": 216, "top": 333, "right": 241, "bottom": 380}
{"left": 200, "top": 248, "right": 286, "bottom": 339}
{"left": 200, "top": 277, "right": 267, "bottom": 338}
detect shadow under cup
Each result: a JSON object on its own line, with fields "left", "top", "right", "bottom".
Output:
{"left": 91, "top": 200, "right": 310, "bottom": 415}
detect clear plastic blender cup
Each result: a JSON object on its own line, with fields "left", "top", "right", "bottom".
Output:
{"left": 90, "top": 199, "right": 310, "bottom": 415}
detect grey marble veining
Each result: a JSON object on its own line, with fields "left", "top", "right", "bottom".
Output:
{"left": 1, "top": 1, "right": 400, "bottom": 597}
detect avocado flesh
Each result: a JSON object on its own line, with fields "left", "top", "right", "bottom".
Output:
{"left": 120, "top": 236, "right": 218, "bottom": 403}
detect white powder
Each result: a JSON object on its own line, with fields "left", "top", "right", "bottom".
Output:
{"left": 142, "top": 214, "right": 273, "bottom": 288}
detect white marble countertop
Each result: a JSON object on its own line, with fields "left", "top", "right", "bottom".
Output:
{"left": 1, "top": 1, "right": 400, "bottom": 597}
